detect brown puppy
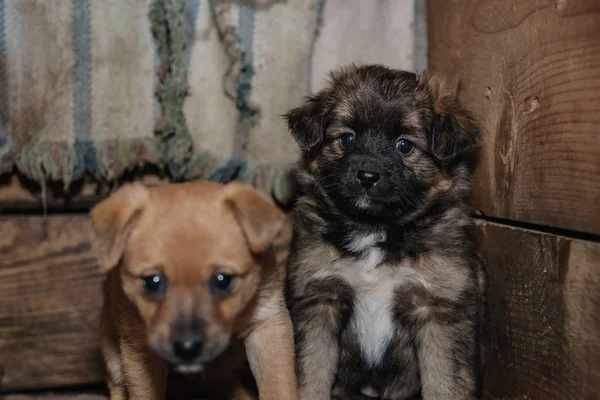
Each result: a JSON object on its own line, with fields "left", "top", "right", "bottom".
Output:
{"left": 284, "top": 65, "right": 485, "bottom": 400}
{"left": 90, "top": 181, "right": 299, "bottom": 400}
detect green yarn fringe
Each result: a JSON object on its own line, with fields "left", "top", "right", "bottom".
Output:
{"left": 149, "top": 0, "right": 194, "bottom": 176}
{"left": 148, "top": 0, "right": 294, "bottom": 204}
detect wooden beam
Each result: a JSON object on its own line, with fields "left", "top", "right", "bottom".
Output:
{"left": 0, "top": 170, "right": 169, "bottom": 211}
{"left": 2, "top": 215, "right": 598, "bottom": 397}
{"left": 476, "top": 220, "right": 600, "bottom": 399}
{"left": 428, "top": 0, "right": 600, "bottom": 234}
{"left": 0, "top": 216, "right": 104, "bottom": 391}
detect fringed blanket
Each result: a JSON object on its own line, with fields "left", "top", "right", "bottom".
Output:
{"left": 0, "top": 0, "right": 420, "bottom": 204}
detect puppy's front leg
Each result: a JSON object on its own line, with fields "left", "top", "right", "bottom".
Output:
{"left": 100, "top": 332, "right": 126, "bottom": 400}
{"left": 416, "top": 317, "right": 478, "bottom": 400}
{"left": 100, "top": 309, "right": 126, "bottom": 400}
{"left": 245, "top": 308, "right": 299, "bottom": 400}
{"left": 121, "top": 340, "right": 168, "bottom": 400}
{"left": 291, "top": 300, "right": 342, "bottom": 400}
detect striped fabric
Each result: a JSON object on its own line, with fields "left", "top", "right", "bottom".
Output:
{"left": 0, "top": 0, "right": 160, "bottom": 184}
{"left": 0, "top": 0, "right": 420, "bottom": 204}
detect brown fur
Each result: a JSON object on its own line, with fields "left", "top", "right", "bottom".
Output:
{"left": 284, "top": 65, "right": 485, "bottom": 400}
{"left": 91, "top": 181, "right": 299, "bottom": 400}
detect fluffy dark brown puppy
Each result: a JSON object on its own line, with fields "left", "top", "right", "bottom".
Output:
{"left": 284, "top": 64, "right": 485, "bottom": 400}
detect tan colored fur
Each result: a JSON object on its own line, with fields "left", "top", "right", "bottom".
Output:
{"left": 91, "top": 181, "right": 299, "bottom": 400}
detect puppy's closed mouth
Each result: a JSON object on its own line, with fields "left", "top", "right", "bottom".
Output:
{"left": 174, "top": 363, "right": 204, "bottom": 374}
{"left": 355, "top": 195, "right": 372, "bottom": 209}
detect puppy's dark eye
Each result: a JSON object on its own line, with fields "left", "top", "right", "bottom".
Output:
{"left": 340, "top": 132, "right": 356, "bottom": 149}
{"left": 396, "top": 139, "right": 414, "bottom": 154}
{"left": 141, "top": 274, "right": 167, "bottom": 299}
{"left": 211, "top": 273, "right": 237, "bottom": 296}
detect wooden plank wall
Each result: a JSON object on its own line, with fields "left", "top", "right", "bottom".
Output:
{"left": 476, "top": 221, "right": 600, "bottom": 399}
{"left": 429, "top": 0, "right": 600, "bottom": 399}
{"left": 0, "top": 216, "right": 104, "bottom": 391}
{"left": 428, "top": 0, "right": 600, "bottom": 234}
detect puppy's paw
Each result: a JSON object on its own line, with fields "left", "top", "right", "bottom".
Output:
{"left": 107, "top": 383, "right": 127, "bottom": 400}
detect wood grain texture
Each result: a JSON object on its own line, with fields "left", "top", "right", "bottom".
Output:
{"left": 476, "top": 220, "right": 600, "bottom": 400}
{"left": 0, "top": 216, "right": 105, "bottom": 392}
{"left": 428, "top": 0, "right": 600, "bottom": 234}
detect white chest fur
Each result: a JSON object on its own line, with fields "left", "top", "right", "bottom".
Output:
{"left": 350, "top": 267, "right": 398, "bottom": 366}
{"left": 312, "top": 232, "right": 429, "bottom": 366}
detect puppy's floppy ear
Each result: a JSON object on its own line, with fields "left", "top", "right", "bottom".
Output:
{"left": 427, "top": 75, "right": 480, "bottom": 167}
{"left": 89, "top": 183, "right": 149, "bottom": 271}
{"left": 224, "top": 182, "right": 286, "bottom": 254}
{"left": 284, "top": 97, "right": 324, "bottom": 153}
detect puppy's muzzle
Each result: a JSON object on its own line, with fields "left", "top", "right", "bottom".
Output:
{"left": 150, "top": 316, "right": 210, "bottom": 367}
{"left": 169, "top": 317, "right": 207, "bottom": 363}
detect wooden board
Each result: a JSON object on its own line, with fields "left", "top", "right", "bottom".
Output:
{"left": 0, "top": 216, "right": 105, "bottom": 391}
{"left": 0, "top": 170, "right": 168, "bottom": 211}
{"left": 0, "top": 214, "right": 293, "bottom": 392}
{"left": 476, "top": 220, "right": 600, "bottom": 400}
{"left": 2, "top": 212, "right": 597, "bottom": 397}
{"left": 428, "top": 0, "right": 600, "bottom": 234}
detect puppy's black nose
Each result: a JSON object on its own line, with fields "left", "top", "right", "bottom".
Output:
{"left": 173, "top": 339, "right": 203, "bottom": 361}
{"left": 357, "top": 170, "right": 380, "bottom": 188}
